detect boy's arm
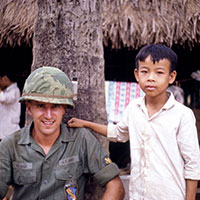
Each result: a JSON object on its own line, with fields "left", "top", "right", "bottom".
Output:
{"left": 68, "top": 118, "right": 107, "bottom": 136}
{"left": 185, "top": 179, "right": 198, "bottom": 200}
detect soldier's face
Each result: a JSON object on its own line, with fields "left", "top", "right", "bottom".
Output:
{"left": 26, "top": 100, "right": 66, "bottom": 137}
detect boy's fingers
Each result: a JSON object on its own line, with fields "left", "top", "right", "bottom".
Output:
{"left": 68, "top": 118, "right": 75, "bottom": 123}
{"left": 67, "top": 119, "right": 74, "bottom": 126}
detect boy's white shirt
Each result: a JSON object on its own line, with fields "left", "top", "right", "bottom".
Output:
{"left": 108, "top": 92, "right": 200, "bottom": 200}
{"left": 0, "top": 83, "right": 21, "bottom": 139}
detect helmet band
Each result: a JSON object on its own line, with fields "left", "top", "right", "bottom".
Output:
{"left": 22, "top": 93, "right": 77, "bottom": 99}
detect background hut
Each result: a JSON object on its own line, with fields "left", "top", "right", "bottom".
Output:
{"left": 1, "top": 0, "right": 200, "bottom": 49}
{"left": 1, "top": 0, "right": 200, "bottom": 85}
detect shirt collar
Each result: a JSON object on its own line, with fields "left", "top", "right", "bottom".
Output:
{"left": 136, "top": 91, "right": 176, "bottom": 111}
{"left": 18, "top": 122, "right": 75, "bottom": 145}
{"left": 162, "top": 91, "right": 176, "bottom": 110}
{"left": 59, "top": 123, "right": 76, "bottom": 142}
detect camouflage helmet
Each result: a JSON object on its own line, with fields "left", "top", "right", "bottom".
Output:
{"left": 19, "top": 66, "right": 75, "bottom": 108}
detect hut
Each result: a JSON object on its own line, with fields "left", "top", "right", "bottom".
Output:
{"left": 0, "top": 0, "right": 200, "bottom": 103}
{"left": 1, "top": 0, "right": 200, "bottom": 48}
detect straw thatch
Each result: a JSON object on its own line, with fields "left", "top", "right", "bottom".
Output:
{"left": 1, "top": 0, "right": 200, "bottom": 49}
{"left": 102, "top": 0, "right": 200, "bottom": 49}
{"left": 0, "top": 0, "right": 35, "bottom": 47}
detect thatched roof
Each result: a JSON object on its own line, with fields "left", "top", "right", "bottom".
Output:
{"left": 1, "top": 0, "right": 200, "bottom": 49}
{"left": 0, "top": 0, "right": 35, "bottom": 47}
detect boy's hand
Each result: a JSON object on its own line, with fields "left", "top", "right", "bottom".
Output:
{"left": 68, "top": 118, "right": 108, "bottom": 136}
{"left": 67, "top": 118, "right": 86, "bottom": 128}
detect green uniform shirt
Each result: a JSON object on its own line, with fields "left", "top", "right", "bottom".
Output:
{"left": 0, "top": 122, "right": 119, "bottom": 200}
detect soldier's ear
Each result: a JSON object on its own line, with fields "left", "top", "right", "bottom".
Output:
{"left": 25, "top": 101, "right": 33, "bottom": 116}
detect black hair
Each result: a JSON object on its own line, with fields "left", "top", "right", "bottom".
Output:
{"left": 0, "top": 71, "right": 17, "bottom": 82}
{"left": 135, "top": 44, "right": 178, "bottom": 72}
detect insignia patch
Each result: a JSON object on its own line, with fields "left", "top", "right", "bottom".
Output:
{"left": 64, "top": 181, "right": 78, "bottom": 200}
{"left": 104, "top": 155, "right": 112, "bottom": 165}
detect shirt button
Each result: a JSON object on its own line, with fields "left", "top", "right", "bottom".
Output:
{"left": 43, "top": 180, "right": 48, "bottom": 184}
{"left": 17, "top": 176, "right": 22, "bottom": 184}
{"left": 69, "top": 174, "right": 73, "bottom": 179}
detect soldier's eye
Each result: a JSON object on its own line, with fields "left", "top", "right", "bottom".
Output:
{"left": 36, "top": 104, "right": 44, "bottom": 108}
{"left": 52, "top": 104, "right": 58, "bottom": 108}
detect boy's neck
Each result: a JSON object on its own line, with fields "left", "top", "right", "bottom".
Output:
{"left": 145, "top": 92, "right": 169, "bottom": 117}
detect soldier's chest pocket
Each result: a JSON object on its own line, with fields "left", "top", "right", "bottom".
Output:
{"left": 13, "top": 162, "right": 36, "bottom": 185}
{"left": 55, "top": 161, "right": 82, "bottom": 181}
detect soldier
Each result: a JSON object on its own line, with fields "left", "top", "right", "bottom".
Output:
{"left": 0, "top": 66, "right": 125, "bottom": 200}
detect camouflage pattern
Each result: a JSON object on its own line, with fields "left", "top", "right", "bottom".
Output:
{"left": 19, "top": 66, "right": 74, "bottom": 108}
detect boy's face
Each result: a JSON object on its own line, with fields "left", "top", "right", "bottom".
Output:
{"left": 134, "top": 55, "right": 176, "bottom": 98}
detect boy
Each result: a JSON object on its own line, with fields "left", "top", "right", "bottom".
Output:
{"left": 68, "top": 44, "right": 200, "bottom": 200}
{"left": 0, "top": 72, "right": 21, "bottom": 140}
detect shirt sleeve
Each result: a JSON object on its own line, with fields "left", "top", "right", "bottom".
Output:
{"left": 81, "top": 128, "right": 120, "bottom": 186}
{"left": 0, "top": 140, "right": 12, "bottom": 198}
{"left": 107, "top": 105, "right": 130, "bottom": 143}
{"left": 177, "top": 108, "right": 200, "bottom": 180}
{"left": 0, "top": 84, "right": 20, "bottom": 104}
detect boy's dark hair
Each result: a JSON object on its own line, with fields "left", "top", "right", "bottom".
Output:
{"left": 135, "top": 44, "right": 178, "bottom": 72}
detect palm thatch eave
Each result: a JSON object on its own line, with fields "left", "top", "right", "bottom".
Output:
{"left": 1, "top": 0, "right": 200, "bottom": 49}
{"left": 0, "top": 0, "right": 35, "bottom": 47}
{"left": 102, "top": 0, "right": 200, "bottom": 49}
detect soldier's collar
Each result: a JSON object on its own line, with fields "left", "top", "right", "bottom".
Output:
{"left": 18, "top": 122, "right": 75, "bottom": 145}
{"left": 59, "top": 123, "right": 76, "bottom": 142}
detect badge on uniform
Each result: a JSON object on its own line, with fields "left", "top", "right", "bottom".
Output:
{"left": 64, "top": 180, "right": 78, "bottom": 200}
{"left": 103, "top": 155, "right": 112, "bottom": 165}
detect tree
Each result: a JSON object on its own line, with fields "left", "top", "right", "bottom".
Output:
{"left": 32, "top": 0, "right": 108, "bottom": 199}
